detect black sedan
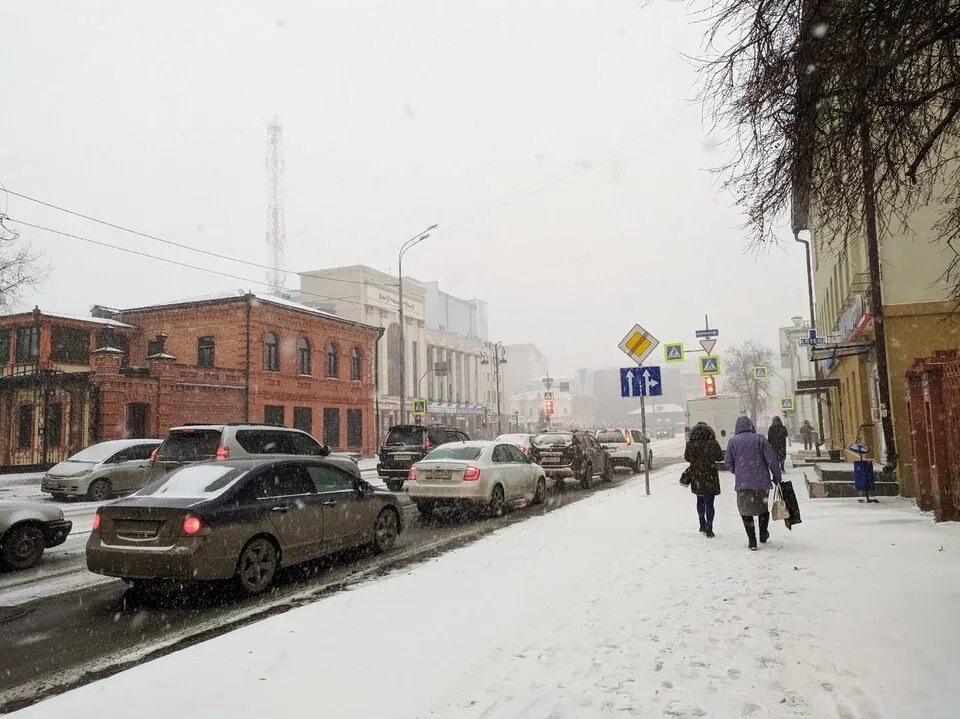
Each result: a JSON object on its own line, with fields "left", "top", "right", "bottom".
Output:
{"left": 86, "top": 456, "right": 403, "bottom": 595}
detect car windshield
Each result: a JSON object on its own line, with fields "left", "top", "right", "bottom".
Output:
{"left": 597, "top": 431, "right": 626, "bottom": 443}
{"left": 534, "top": 433, "right": 573, "bottom": 447}
{"left": 136, "top": 464, "right": 246, "bottom": 499}
{"left": 423, "top": 446, "right": 483, "bottom": 461}
{"left": 156, "top": 430, "right": 222, "bottom": 461}
{"left": 385, "top": 427, "right": 424, "bottom": 445}
{"left": 65, "top": 443, "right": 127, "bottom": 463}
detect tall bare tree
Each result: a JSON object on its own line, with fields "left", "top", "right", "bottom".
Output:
{"left": 694, "top": 0, "right": 960, "bottom": 467}
{"left": 724, "top": 340, "right": 775, "bottom": 425}
{"left": 0, "top": 217, "right": 45, "bottom": 311}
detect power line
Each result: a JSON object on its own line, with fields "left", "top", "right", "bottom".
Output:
{"left": 6, "top": 217, "right": 371, "bottom": 309}
{"left": 2, "top": 189, "right": 397, "bottom": 289}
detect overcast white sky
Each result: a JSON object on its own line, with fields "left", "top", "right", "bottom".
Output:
{"left": 0, "top": 0, "right": 808, "bottom": 375}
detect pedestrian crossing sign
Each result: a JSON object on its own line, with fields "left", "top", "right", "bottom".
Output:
{"left": 781, "top": 397, "right": 796, "bottom": 412}
{"left": 699, "top": 355, "right": 720, "bottom": 376}
{"left": 664, "top": 342, "right": 684, "bottom": 362}
{"left": 753, "top": 365, "right": 769, "bottom": 380}
{"left": 412, "top": 397, "right": 427, "bottom": 416}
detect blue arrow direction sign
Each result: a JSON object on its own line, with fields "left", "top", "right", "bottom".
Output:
{"left": 695, "top": 328, "right": 719, "bottom": 338}
{"left": 621, "top": 366, "right": 662, "bottom": 397}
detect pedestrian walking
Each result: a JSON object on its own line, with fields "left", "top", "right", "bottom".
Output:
{"left": 683, "top": 422, "right": 724, "bottom": 538}
{"left": 800, "top": 420, "right": 814, "bottom": 451}
{"left": 725, "top": 416, "right": 782, "bottom": 550}
{"left": 767, "top": 416, "right": 789, "bottom": 471}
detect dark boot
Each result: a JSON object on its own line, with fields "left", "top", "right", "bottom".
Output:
{"left": 705, "top": 523, "right": 715, "bottom": 538}
{"left": 759, "top": 512, "right": 770, "bottom": 544}
{"left": 699, "top": 519, "right": 707, "bottom": 534}
{"left": 742, "top": 516, "right": 757, "bottom": 550}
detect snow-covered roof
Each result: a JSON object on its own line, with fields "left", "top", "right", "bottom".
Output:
{"left": 118, "top": 289, "right": 375, "bottom": 330}
{"left": 29, "top": 311, "right": 135, "bottom": 329}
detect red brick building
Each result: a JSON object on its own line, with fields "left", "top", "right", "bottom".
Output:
{"left": 0, "top": 293, "right": 381, "bottom": 470}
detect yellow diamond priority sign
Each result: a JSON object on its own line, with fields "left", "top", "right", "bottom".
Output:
{"left": 618, "top": 323, "right": 660, "bottom": 366}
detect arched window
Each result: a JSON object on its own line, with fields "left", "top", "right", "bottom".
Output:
{"left": 326, "top": 342, "right": 340, "bottom": 378}
{"left": 298, "top": 338, "right": 311, "bottom": 375}
{"left": 351, "top": 347, "right": 362, "bottom": 381}
{"left": 264, "top": 332, "right": 279, "bottom": 372}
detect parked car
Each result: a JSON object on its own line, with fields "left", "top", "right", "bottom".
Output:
{"left": 407, "top": 441, "right": 546, "bottom": 517}
{"left": 530, "top": 430, "right": 611, "bottom": 489}
{"left": 41, "top": 439, "right": 163, "bottom": 501}
{"left": 594, "top": 428, "right": 647, "bottom": 473}
{"left": 150, "top": 424, "right": 356, "bottom": 479}
{"left": 377, "top": 424, "right": 470, "bottom": 492}
{"left": 494, "top": 433, "right": 536, "bottom": 457}
{"left": 0, "top": 501, "right": 72, "bottom": 571}
{"left": 86, "top": 456, "right": 402, "bottom": 595}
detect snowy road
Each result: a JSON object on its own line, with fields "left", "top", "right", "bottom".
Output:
{"left": 0, "top": 439, "right": 686, "bottom": 713}
{"left": 9, "top": 459, "right": 959, "bottom": 719}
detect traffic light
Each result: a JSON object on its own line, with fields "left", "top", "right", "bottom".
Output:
{"left": 704, "top": 376, "right": 717, "bottom": 397}
{"left": 545, "top": 398, "right": 555, "bottom": 416}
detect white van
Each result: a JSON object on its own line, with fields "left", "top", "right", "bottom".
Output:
{"left": 685, "top": 396, "right": 744, "bottom": 451}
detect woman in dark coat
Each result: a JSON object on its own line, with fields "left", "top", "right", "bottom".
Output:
{"left": 767, "top": 416, "right": 789, "bottom": 471}
{"left": 684, "top": 422, "right": 724, "bottom": 538}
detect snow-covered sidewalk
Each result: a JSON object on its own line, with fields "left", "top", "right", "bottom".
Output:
{"left": 14, "top": 464, "right": 960, "bottom": 718}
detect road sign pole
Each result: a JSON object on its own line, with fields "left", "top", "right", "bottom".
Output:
{"left": 640, "top": 391, "right": 650, "bottom": 496}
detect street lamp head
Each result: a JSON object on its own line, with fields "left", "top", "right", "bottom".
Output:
{"left": 480, "top": 357, "right": 490, "bottom": 366}
{"left": 499, "top": 357, "right": 507, "bottom": 364}
{"left": 428, "top": 224, "right": 438, "bottom": 231}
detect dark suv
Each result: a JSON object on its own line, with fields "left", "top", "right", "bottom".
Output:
{"left": 377, "top": 424, "right": 470, "bottom": 491}
{"left": 530, "top": 430, "right": 611, "bottom": 489}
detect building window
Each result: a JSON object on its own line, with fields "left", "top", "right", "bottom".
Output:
{"left": 264, "top": 332, "right": 279, "bottom": 372}
{"left": 147, "top": 337, "right": 165, "bottom": 357}
{"left": 347, "top": 409, "right": 363, "bottom": 448}
{"left": 326, "top": 342, "right": 339, "bottom": 378}
{"left": 196, "top": 336, "right": 215, "bottom": 367}
{"left": 323, "top": 407, "right": 340, "bottom": 447}
{"left": 50, "top": 326, "right": 91, "bottom": 364}
{"left": 96, "top": 330, "right": 128, "bottom": 362}
{"left": 298, "top": 338, "right": 312, "bottom": 375}
{"left": 45, "top": 403, "right": 63, "bottom": 446}
{"left": 15, "top": 326, "right": 40, "bottom": 363}
{"left": 293, "top": 406, "right": 313, "bottom": 433}
{"left": 351, "top": 347, "right": 362, "bottom": 381}
{"left": 127, "top": 403, "right": 149, "bottom": 438}
{"left": 264, "top": 405, "right": 284, "bottom": 426}
{"left": 17, "top": 404, "right": 33, "bottom": 449}
{"left": 0, "top": 329, "right": 10, "bottom": 363}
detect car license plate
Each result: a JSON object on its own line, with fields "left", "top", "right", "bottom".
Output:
{"left": 542, "top": 456, "right": 560, "bottom": 464}
{"left": 392, "top": 453, "right": 415, "bottom": 460}
{"left": 425, "top": 470, "right": 451, "bottom": 480}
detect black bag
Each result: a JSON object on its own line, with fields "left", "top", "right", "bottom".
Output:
{"left": 679, "top": 468, "right": 692, "bottom": 486}
{"left": 779, "top": 480, "right": 802, "bottom": 530}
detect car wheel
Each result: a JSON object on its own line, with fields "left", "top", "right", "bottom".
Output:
{"left": 532, "top": 477, "right": 546, "bottom": 505}
{"left": 0, "top": 524, "right": 45, "bottom": 570}
{"left": 632, "top": 457, "right": 641, "bottom": 474}
{"left": 373, "top": 508, "right": 400, "bottom": 553}
{"left": 236, "top": 537, "right": 278, "bottom": 595}
{"left": 87, "top": 479, "right": 110, "bottom": 502}
{"left": 384, "top": 479, "right": 404, "bottom": 492}
{"left": 601, "top": 462, "right": 613, "bottom": 483}
{"left": 579, "top": 463, "right": 593, "bottom": 490}
{"left": 488, "top": 484, "right": 506, "bottom": 517}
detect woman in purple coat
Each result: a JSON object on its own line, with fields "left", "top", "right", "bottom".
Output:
{"left": 725, "top": 416, "right": 782, "bottom": 550}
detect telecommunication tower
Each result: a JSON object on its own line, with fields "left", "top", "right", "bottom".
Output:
{"left": 265, "top": 115, "right": 286, "bottom": 293}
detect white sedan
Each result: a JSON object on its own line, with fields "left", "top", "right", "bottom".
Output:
{"left": 407, "top": 441, "right": 547, "bottom": 517}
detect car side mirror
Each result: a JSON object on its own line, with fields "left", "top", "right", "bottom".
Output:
{"left": 320, "top": 444, "right": 331, "bottom": 456}
{"left": 355, "top": 479, "right": 370, "bottom": 496}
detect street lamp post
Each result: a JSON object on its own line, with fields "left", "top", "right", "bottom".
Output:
{"left": 398, "top": 224, "right": 437, "bottom": 425}
{"left": 481, "top": 342, "right": 507, "bottom": 435}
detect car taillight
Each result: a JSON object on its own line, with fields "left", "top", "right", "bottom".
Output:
{"left": 215, "top": 446, "right": 229, "bottom": 460}
{"left": 182, "top": 514, "right": 206, "bottom": 535}
{"left": 520, "top": 445, "right": 528, "bottom": 454}
{"left": 92, "top": 512, "right": 101, "bottom": 531}
{"left": 463, "top": 465, "right": 481, "bottom": 481}
{"left": 408, "top": 466, "right": 417, "bottom": 481}
{"left": 149, "top": 448, "right": 158, "bottom": 463}
{"left": 424, "top": 440, "right": 432, "bottom": 449}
